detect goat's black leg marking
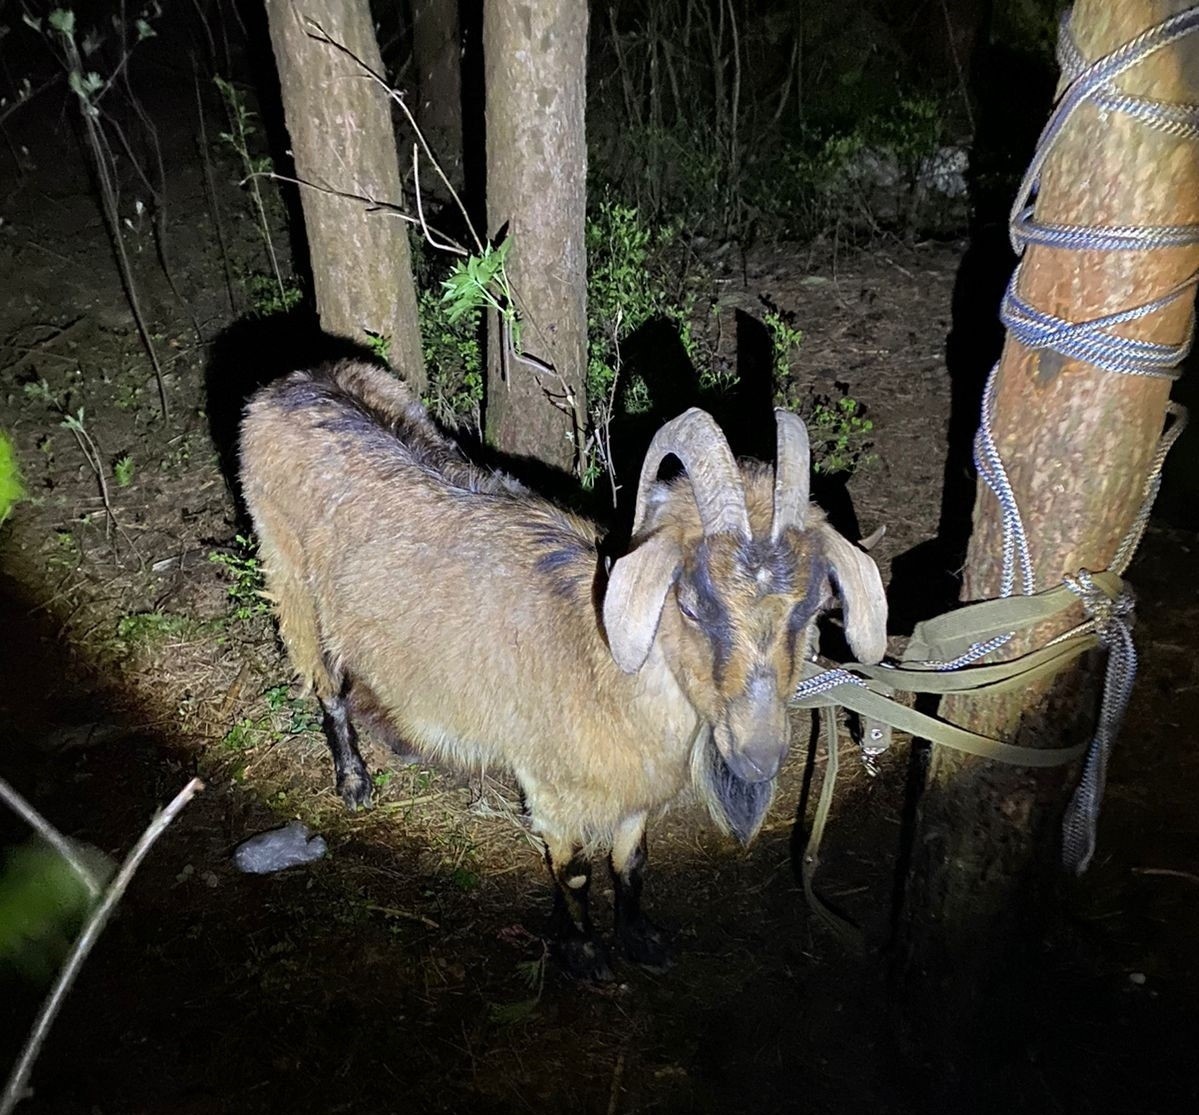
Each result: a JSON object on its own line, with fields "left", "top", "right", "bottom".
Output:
{"left": 320, "top": 692, "right": 372, "bottom": 810}
{"left": 612, "top": 829, "right": 672, "bottom": 972}
{"left": 545, "top": 841, "right": 614, "bottom": 982}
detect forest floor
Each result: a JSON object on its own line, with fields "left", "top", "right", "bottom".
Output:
{"left": 2, "top": 32, "right": 1198, "bottom": 1115}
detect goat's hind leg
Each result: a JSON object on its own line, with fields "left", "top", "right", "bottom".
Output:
{"left": 258, "top": 530, "right": 371, "bottom": 810}
{"left": 611, "top": 813, "right": 671, "bottom": 972}
{"left": 543, "top": 833, "right": 614, "bottom": 982}
{"left": 320, "top": 682, "right": 372, "bottom": 810}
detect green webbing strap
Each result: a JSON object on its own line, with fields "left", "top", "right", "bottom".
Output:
{"left": 791, "top": 571, "right": 1124, "bottom": 947}
{"left": 800, "top": 708, "right": 867, "bottom": 957}
{"left": 902, "top": 571, "right": 1122, "bottom": 663}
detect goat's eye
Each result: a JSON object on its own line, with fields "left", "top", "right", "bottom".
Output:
{"left": 677, "top": 594, "right": 700, "bottom": 623}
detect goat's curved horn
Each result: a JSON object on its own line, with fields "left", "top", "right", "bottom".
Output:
{"left": 771, "top": 409, "right": 810, "bottom": 540}
{"left": 631, "top": 408, "right": 749, "bottom": 539}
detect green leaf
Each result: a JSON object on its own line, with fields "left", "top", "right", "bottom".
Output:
{"left": 47, "top": 9, "right": 75, "bottom": 36}
{"left": 0, "top": 841, "right": 113, "bottom": 982}
{"left": 0, "top": 431, "right": 24, "bottom": 523}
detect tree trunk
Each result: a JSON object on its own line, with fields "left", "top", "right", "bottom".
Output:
{"left": 484, "top": 1, "right": 588, "bottom": 472}
{"left": 412, "top": 0, "right": 463, "bottom": 192}
{"left": 899, "top": 0, "right": 1199, "bottom": 1054}
{"left": 265, "top": 0, "right": 426, "bottom": 391}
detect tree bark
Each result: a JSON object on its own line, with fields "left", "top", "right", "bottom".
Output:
{"left": 265, "top": 0, "right": 426, "bottom": 390}
{"left": 899, "top": 0, "right": 1199, "bottom": 1052}
{"left": 412, "top": 0, "right": 463, "bottom": 192}
{"left": 484, "top": 0, "right": 588, "bottom": 472}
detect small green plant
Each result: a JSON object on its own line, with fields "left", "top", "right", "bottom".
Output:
{"left": 221, "top": 717, "right": 257, "bottom": 752}
{"left": 762, "top": 307, "right": 805, "bottom": 406}
{"left": 0, "top": 431, "right": 24, "bottom": 524}
{"left": 116, "top": 611, "right": 196, "bottom": 647}
{"left": 372, "top": 769, "right": 395, "bottom": 792}
{"left": 46, "top": 531, "right": 79, "bottom": 572}
{"left": 241, "top": 271, "right": 302, "bottom": 317}
{"left": 24, "top": 379, "right": 120, "bottom": 533}
{"left": 805, "top": 394, "right": 875, "bottom": 477}
{"left": 487, "top": 945, "right": 548, "bottom": 1026}
{"left": 112, "top": 454, "right": 134, "bottom": 488}
{"left": 221, "top": 683, "right": 319, "bottom": 754}
{"left": 364, "top": 330, "right": 391, "bottom": 363}
{"left": 264, "top": 683, "right": 320, "bottom": 734}
{"left": 439, "top": 238, "right": 520, "bottom": 351}
{"left": 418, "top": 287, "right": 484, "bottom": 431}
{"left": 214, "top": 76, "right": 291, "bottom": 311}
{"left": 209, "top": 534, "right": 272, "bottom": 621}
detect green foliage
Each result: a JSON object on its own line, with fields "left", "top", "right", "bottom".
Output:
{"left": 214, "top": 76, "right": 293, "bottom": 313}
{"left": 0, "top": 841, "right": 112, "bottom": 983}
{"left": 0, "top": 431, "right": 24, "bottom": 524}
{"left": 593, "top": 3, "right": 965, "bottom": 240}
{"left": 116, "top": 611, "right": 196, "bottom": 646}
{"left": 418, "top": 287, "right": 483, "bottom": 430}
{"left": 440, "top": 239, "right": 520, "bottom": 349}
{"left": 241, "top": 271, "right": 302, "bottom": 317}
{"left": 264, "top": 683, "right": 320, "bottom": 734}
{"left": 209, "top": 534, "right": 272, "bottom": 621}
{"left": 993, "top": 0, "right": 1067, "bottom": 59}
{"left": 364, "top": 331, "right": 391, "bottom": 363}
{"left": 586, "top": 199, "right": 690, "bottom": 401}
{"left": 487, "top": 949, "right": 547, "bottom": 1026}
{"left": 223, "top": 684, "right": 318, "bottom": 753}
{"left": 806, "top": 394, "right": 875, "bottom": 476}
{"left": 762, "top": 307, "right": 805, "bottom": 403}
{"left": 582, "top": 199, "right": 715, "bottom": 490}
{"left": 112, "top": 453, "right": 134, "bottom": 487}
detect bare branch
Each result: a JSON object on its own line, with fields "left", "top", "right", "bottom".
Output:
{"left": 1, "top": 778, "right": 204, "bottom": 1115}
{"left": 0, "top": 778, "right": 104, "bottom": 901}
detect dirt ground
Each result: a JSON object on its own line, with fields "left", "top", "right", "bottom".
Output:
{"left": 2, "top": 29, "right": 1198, "bottom": 1115}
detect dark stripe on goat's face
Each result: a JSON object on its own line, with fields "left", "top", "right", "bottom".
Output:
{"left": 676, "top": 529, "right": 822, "bottom": 707}
{"left": 682, "top": 539, "right": 737, "bottom": 684}
{"left": 786, "top": 553, "right": 829, "bottom": 660}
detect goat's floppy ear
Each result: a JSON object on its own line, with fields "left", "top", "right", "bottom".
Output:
{"left": 821, "top": 528, "right": 888, "bottom": 664}
{"left": 603, "top": 533, "right": 682, "bottom": 673}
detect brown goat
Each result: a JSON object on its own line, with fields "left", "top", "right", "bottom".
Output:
{"left": 239, "top": 359, "right": 887, "bottom": 979}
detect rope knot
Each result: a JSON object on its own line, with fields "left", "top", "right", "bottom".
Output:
{"left": 1063, "top": 569, "right": 1135, "bottom": 644}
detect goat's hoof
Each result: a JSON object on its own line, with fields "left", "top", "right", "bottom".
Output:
{"left": 619, "top": 917, "right": 673, "bottom": 974}
{"left": 553, "top": 935, "right": 615, "bottom": 983}
{"left": 336, "top": 770, "right": 373, "bottom": 811}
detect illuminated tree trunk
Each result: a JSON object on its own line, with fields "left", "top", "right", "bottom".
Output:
{"left": 265, "top": 0, "right": 426, "bottom": 390}
{"left": 900, "top": 0, "right": 1198, "bottom": 1042}
{"left": 484, "top": 0, "right": 588, "bottom": 472}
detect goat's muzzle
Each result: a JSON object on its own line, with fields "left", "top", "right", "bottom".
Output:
{"left": 714, "top": 673, "right": 790, "bottom": 784}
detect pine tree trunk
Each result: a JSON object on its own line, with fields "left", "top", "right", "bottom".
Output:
{"left": 899, "top": 0, "right": 1199, "bottom": 1051}
{"left": 484, "top": 1, "right": 588, "bottom": 472}
{"left": 265, "top": 0, "right": 426, "bottom": 391}
{"left": 412, "top": 0, "right": 463, "bottom": 192}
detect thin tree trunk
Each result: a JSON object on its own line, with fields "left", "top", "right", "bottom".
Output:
{"left": 899, "top": 0, "right": 1199, "bottom": 1063}
{"left": 412, "top": 0, "right": 463, "bottom": 192}
{"left": 484, "top": 1, "right": 588, "bottom": 472}
{"left": 265, "top": 0, "right": 426, "bottom": 390}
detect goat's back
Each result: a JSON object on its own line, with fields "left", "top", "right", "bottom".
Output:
{"left": 239, "top": 363, "right": 676, "bottom": 813}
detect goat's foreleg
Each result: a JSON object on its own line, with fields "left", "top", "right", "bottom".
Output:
{"left": 611, "top": 813, "right": 671, "bottom": 971}
{"left": 543, "top": 833, "right": 614, "bottom": 982}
